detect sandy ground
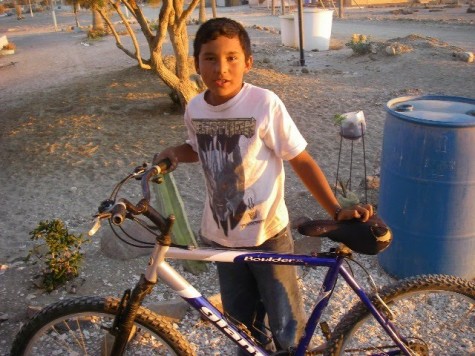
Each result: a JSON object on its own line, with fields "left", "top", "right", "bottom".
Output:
{"left": 0, "top": 3, "right": 474, "bottom": 354}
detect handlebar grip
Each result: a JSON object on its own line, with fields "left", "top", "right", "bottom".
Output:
{"left": 111, "top": 202, "right": 127, "bottom": 225}
{"left": 142, "top": 158, "right": 172, "bottom": 202}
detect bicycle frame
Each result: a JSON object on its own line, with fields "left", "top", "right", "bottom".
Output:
{"left": 98, "top": 165, "right": 408, "bottom": 355}
{"left": 142, "top": 244, "right": 413, "bottom": 356}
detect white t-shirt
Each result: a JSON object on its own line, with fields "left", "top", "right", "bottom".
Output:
{"left": 185, "top": 83, "right": 307, "bottom": 247}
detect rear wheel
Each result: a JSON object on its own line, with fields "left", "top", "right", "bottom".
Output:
{"left": 10, "top": 296, "right": 195, "bottom": 355}
{"left": 327, "top": 274, "right": 475, "bottom": 355}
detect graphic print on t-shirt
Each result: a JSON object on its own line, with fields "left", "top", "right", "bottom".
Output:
{"left": 193, "top": 118, "right": 256, "bottom": 236}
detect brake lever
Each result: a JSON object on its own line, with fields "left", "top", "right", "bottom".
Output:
{"left": 88, "top": 213, "right": 111, "bottom": 236}
{"left": 88, "top": 217, "right": 101, "bottom": 236}
{"left": 133, "top": 163, "right": 148, "bottom": 180}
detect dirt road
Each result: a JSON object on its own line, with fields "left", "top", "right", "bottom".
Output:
{"left": 1, "top": 4, "right": 474, "bottom": 103}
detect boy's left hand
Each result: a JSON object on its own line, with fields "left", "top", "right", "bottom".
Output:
{"left": 338, "top": 204, "right": 374, "bottom": 222}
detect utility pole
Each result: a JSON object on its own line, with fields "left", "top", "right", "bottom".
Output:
{"left": 297, "top": 0, "right": 305, "bottom": 66}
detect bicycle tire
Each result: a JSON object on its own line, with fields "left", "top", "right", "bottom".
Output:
{"left": 10, "top": 296, "right": 195, "bottom": 356}
{"left": 326, "top": 274, "right": 475, "bottom": 355}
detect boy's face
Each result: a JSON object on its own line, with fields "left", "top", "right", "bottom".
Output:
{"left": 195, "top": 35, "right": 253, "bottom": 106}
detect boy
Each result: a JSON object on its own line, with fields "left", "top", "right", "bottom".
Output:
{"left": 153, "top": 17, "right": 372, "bottom": 353}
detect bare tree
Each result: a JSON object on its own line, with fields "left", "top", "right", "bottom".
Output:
{"left": 93, "top": 0, "right": 204, "bottom": 108}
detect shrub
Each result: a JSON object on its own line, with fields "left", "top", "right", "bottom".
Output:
{"left": 87, "top": 29, "right": 109, "bottom": 39}
{"left": 346, "top": 34, "right": 372, "bottom": 55}
{"left": 29, "top": 219, "right": 88, "bottom": 292}
{"left": 2, "top": 42, "right": 16, "bottom": 50}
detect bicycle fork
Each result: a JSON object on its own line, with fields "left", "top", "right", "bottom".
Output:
{"left": 107, "top": 236, "right": 170, "bottom": 355}
{"left": 108, "top": 274, "right": 156, "bottom": 355}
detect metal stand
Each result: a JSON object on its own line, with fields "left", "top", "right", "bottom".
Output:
{"left": 334, "top": 123, "right": 368, "bottom": 204}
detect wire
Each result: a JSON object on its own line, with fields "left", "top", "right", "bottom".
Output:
{"left": 108, "top": 221, "right": 154, "bottom": 248}
{"left": 345, "top": 256, "right": 380, "bottom": 294}
{"left": 109, "top": 173, "right": 134, "bottom": 200}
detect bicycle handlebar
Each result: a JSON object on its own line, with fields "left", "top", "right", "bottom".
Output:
{"left": 142, "top": 158, "right": 172, "bottom": 201}
{"left": 89, "top": 159, "right": 174, "bottom": 240}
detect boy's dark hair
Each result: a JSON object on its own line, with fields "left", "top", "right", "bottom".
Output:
{"left": 193, "top": 17, "right": 252, "bottom": 60}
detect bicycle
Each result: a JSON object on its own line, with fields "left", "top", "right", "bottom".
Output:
{"left": 10, "top": 161, "right": 475, "bottom": 355}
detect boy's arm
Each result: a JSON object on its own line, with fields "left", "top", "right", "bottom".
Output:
{"left": 289, "top": 150, "right": 373, "bottom": 222}
{"left": 152, "top": 143, "right": 199, "bottom": 172}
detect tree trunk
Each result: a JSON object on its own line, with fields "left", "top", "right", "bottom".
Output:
{"left": 92, "top": 8, "right": 105, "bottom": 31}
{"left": 211, "top": 0, "right": 217, "bottom": 18}
{"left": 14, "top": 2, "right": 23, "bottom": 20}
{"left": 199, "top": 0, "right": 206, "bottom": 24}
{"left": 73, "top": 2, "right": 80, "bottom": 27}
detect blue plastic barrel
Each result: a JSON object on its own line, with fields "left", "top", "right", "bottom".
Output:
{"left": 378, "top": 95, "right": 475, "bottom": 279}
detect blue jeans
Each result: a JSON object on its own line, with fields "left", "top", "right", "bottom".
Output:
{"left": 210, "top": 227, "right": 307, "bottom": 354}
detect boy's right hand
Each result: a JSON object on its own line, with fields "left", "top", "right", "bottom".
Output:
{"left": 152, "top": 148, "right": 178, "bottom": 173}
{"left": 337, "top": 204, "right": 374, "bottom": 223}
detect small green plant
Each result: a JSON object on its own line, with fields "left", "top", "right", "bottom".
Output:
{"left": 333, "top": 113, "right": 347, "bottom": 126}
{"left": 346, "top": 34, "right": 372, "bottom": 55}
{"left": 337, "top": 179, "right": 360, "bottom": 208}
{"left": 29, "top": 219, "right": 88, "bottom": 292}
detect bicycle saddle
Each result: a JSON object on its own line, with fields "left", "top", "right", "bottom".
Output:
{"left": 297, "top": 215, "right": 392, "bottom": 255}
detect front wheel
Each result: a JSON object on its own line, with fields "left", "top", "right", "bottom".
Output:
{"left": 10, "top": 296, "right": 195, "bottom": 355}
{"left": 326, "top": 274, "right": 475, "bottom": 355}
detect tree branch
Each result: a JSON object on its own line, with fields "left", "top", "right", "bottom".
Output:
{"left": 123, "top": 0, "right": 155, "bottom": 41}
{"left": 178, "top": 0, "right": 200, "bottom": 29}
{"left": 110, "top": 1, "right": 150, "bottom": 68}
{"left": 96, "top": 6, "right": 147, "bottom": 68}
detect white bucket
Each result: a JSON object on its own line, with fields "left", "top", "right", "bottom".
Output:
{"left": 279, "top": 15, "right": 296, "bottom": 47}
{"left": 294, "top": 8, "right": 333, "bottom": 51}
